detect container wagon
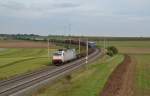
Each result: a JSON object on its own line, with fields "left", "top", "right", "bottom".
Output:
{"left": 88, "top": 41, "right": 96, "bottom": 48}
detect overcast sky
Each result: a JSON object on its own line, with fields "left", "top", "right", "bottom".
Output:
{"left": 0, "top": 0, "right": 150, "bottom": 36}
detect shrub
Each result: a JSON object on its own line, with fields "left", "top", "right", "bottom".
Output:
{"left": 106, "top": 46, "right": 118, "bottom": 56}
{"left": 107, "top": 50, "right": 114, "bottom": 57}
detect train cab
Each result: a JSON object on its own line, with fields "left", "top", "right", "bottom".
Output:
{"left": 52, "top": 51, "right": 64, "bottom": 64}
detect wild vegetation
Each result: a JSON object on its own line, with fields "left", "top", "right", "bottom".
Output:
{"left": 106, "top": 46, "right": 118, "bottom": 56}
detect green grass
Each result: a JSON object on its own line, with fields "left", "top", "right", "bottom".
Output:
{"left": 0, "top": 48, "right": 55, "bottom": 79}
{"left": 0, "top": 48, "right": 49, "bottom": 57}
{"left": 33, "top": 54, "right": 124, "bottom": 96}
{"left": 0, "top": 57, "right": 50, "bottom": 79}
{"left": 0, "top": 48, "right": 49, "bottom": 67}
{"left": 132, "top": 54, "right": 150, "bottom": 96}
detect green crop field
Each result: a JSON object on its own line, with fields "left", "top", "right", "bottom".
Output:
{"left": 130, "top": 54, "right": 150, "bottom": 96}
{"left": 0, "top": 48, "right": 55, "bottom": 80}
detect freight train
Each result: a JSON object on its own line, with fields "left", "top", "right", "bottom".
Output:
{"left": 63, "top": 39, "right": 96, "bottom": 48}
{"left": 52, "top": 40, "right": 96, "bottom": 66}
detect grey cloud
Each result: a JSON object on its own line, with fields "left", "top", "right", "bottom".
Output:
{"left": 53, "top": 2, "right": 80, "bottom": 9}
{"left": 0, "top": 1, "right": 80, "bottom": 12}
{"left": 30, "top": 3, "right": 80, "bottom": 12}
{"left": 0, "top": 1, "right": 26, "bottom": 10}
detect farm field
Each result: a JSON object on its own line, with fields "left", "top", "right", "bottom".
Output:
{"left": 0, "top": 40, "right": 50, "bottom": 48}
{"left": 97, "top": 40, "right": 150, "bottom": 55}
{"left": 131, "top": 54, "right": 150, "bottom": 96}
{"left": 96, "top": 41, "right": 150, "bottom": 96}
{"left": 113, "top": 41, "right": 150, "bottom": 95}
{"left": 97, "top": 40, "right": 150, "bottom": 48}
{"left": 0, "top": 48, "right": 55, "bottom": 80}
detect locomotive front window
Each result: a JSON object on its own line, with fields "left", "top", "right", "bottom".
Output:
{"left": 54, "top": 53, "right": 62, "bottom": 56}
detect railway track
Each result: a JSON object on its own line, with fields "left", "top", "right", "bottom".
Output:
{"left": 0, "top": 48, "right": 101, "bottom": 96}
{"left": 0, "top": 66, "right": 57, "bottom": 86}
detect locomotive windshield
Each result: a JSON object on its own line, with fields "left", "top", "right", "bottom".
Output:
{"left": 53, "top": 52, "right": 62, "bottom": 56}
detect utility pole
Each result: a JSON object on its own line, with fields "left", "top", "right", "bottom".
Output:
{"left": 79, "top": 38, "right": 81, "bottom": 54}
{"left": 68, "top": 24, "right": 71, "bottom": 49}
{"left": 47, "top": 38, "right": 50, "bottom": 58}
{"left": 69, "top": 38, "right": 71, "bottom": 49}
{"left": 86, "top": 38, "right": 88, "bottom": 64}
{"left": 103, "top": 37, "right": 105, "bottom": 49}
{"left": 104, "top": 37, "right": 106, "bottom": 54}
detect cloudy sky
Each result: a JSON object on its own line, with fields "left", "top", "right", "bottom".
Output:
{"left": 0, "top": 0, "right": 150, "bottom": 36}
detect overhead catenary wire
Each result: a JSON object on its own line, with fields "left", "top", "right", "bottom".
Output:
{"left": 104, "top": 37, "right": 106, "bottom": 54}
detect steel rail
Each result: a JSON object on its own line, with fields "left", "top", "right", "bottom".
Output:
{"left": 0, "top": 66, "right": 57, "bottom": 87}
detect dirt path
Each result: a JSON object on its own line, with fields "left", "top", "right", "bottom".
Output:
{"left": 100, "top": 55, "right": 136, "bottom": 96}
